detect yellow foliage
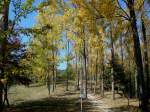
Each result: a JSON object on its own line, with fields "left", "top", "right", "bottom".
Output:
{"left": 99, "top": 0, "right": 116, "bottom": 20}
{"left": 134, "top": 0, "right": 144, "bottom": 10}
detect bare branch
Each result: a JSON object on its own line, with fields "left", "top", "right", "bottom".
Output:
{"left": 115, "top": 14, "right": 130, "bottom": 21}
{"left": 117, "top": 0, "right": 130, "bottom": 19}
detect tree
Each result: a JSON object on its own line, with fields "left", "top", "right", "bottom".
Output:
{"left": 140, "top": 3, "right": 150, "bottom": 103}
{"left": 0, "top": 0, "right": 42, "bottom": 111}
{"left": 127, "top": 0, "right": 147, "bottom": 110}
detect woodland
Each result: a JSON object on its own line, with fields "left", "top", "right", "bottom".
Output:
{"left": 0, "top": 0, "right": 150, "bottom": 112}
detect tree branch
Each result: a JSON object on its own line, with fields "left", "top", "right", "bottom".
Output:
{"left": 117, "top": 0, "right": 130, "bottom": 20}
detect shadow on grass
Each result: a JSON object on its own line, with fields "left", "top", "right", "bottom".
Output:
{"left": 3, "top": 93, "right": 102, "bottom": 112}
{"left": 29, "top": 83, "right": 44, "bottom": 88}
{"left": 108, "top": 105, "right": 141, "bottom": 112}
{"left": 4, "top": 97, "right": 80, "bottom": 112}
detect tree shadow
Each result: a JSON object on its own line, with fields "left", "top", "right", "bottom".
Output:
{"left": 4, "top": 96, "right": 79, "bottom": 112}
{"left": 108, "top": 105, "right": 140, "bottom": 112}
{"left": 3, "top": 94, "right": 101, "bottom": 112}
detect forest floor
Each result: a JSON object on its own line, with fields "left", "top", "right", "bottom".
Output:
{"left": 3, "top": 83, "right": 140, "bottom": 112}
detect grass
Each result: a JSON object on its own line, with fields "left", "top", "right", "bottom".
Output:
{"left": 4, "top": 83, "right": 102, "bottom": 112}
{"left": 3, "top": 83, "right": 146, "bottom": 112}
{"left": 8, "top": 84, "right": 49, "bottom": 105}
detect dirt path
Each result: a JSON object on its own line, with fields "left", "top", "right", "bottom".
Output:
{"left": 87, "top": 94, "right": 112, "bottom": 112}
{"left": 87, "top": 93, "right": 140, "bottom": 112}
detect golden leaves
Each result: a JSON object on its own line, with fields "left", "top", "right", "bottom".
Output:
{"left": 98, "top": 26, "right": 105, "bottom": 39}
{"left": 134, "top": 0, "right": 144, "bottom": 10}
{"left": 77, "top": 8, "right": 87, "bottom": 18}
{"left": 99, "top": 0, "right": 116, "bottom": 20}
{"left": 47, "top": 55, "right": 58, "bottom": 62}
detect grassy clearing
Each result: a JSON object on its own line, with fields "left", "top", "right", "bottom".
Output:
{"left": 3, "top": 83, "right": 144, "bottom": 112}
{"left": 4, "top": 83, "right": 102, "bottom": 112}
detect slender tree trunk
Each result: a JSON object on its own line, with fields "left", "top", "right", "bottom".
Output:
{"left": 94, "top": 74, "right": 96, "bottom": 94}
{"left": 126, "top": 44, "right": 133, "bottom": 98}
{"left": 90, "top": 74, "right": 92, "bottom": 91}
{"left": 66, "top": 40, "right": 69, "bottom": 91}
{"left": 101, "top": 60, "right": 105, "bottom": 97}
{"left": 110, "top": 23, "right": 115, "bottom": 100}
{"left": 52, "top": 64, "right": 55, "bottom": 92}
{"left": 90, "top": 55, "right": 93, "bottom": 92}
{"left": 120, "top": 36, "right": 124, "bottom": 66}
{"left": 77, "top": 66, "right": 80, "bottom": 90}
{"left": 47, "top": 70, "right": 51, "bottom": 95}
{"left": 52, "top": 44, "right": 55, "bottom": 92}
{"left": 0, "top": 1, "right": 9, "bottom": 110}
{"left": 83, "top": 30, "right": 87, "bottom": 99}
{"left": 54, "top": 66, "right": 57, "bottom": 89}
{"left": 54, "top": 51, "right": 58, "bottom": 89}
{"left": 95, "top": 50, "right": 98, "bottom": 85}
{"left": 141, "top": 18, "right": 149, "bottom": 103}
{"left": 111, "top": 68, "right": 115, "bottom": 100}
{"left": 127, "top": 1, "right": 147, "bottom": 111}
{"left": 79, "top": 56, "right": 82, "bottom": 90}
{"left": 94, "top": 52, "right": 98, "bottom": 94}
{"left": 135, "top": 69, "right": 138, "bottom": 98}
{"left": 3, "top": 83, "right": 9, "bottom": 107}
{"left": 129, "top": 59, "right": 132, "bottom": 98}
{"left": 76, "top": 54, "right": 79, "bottom": 90}
{"left": 95, "top": 50, "right": 99, "bottom": 94}
{"left": 0, "top": 82, "right": 3, "bottom": 111}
